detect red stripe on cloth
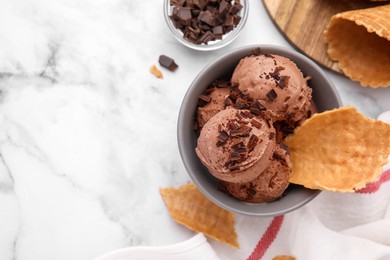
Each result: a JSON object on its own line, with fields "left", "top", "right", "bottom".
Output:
{"left": 247, "top": 215, "right": 284, "bottom": 260}
{"left": 356, "top": 170, "right": 390, "bottom": 194}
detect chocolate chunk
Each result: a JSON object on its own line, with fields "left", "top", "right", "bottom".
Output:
{"left": 273, "top": 152, "right": 284, "bottom": 162}
{"left": 267, "top": 89, "right": 278, "bottom": 101}
{"left": 188, "top": 0, "right": 207, "bottom": 9}
{"left": 224, "top": 14, "right": 235, "bottom": 27}
{"left": 269, "top": 132, "right": 275, "bottom": 140}
{"left": 269, "top": 71, "right": 280, "bottom": 81}
{"left": 213, "top": 25, "right": 223, "bottom": 37}
{"left": 277, "top": 76, "right": 289, "bottom": 89}
{"left": 159, "top": 55, "right": 178, "bottom": 71}
{"left": 225, "top": 97, "right": 234, "bottom": 106}
{"left": 198, "top": 94, "right": 211, "bottom": 103}
{"left": 170, "top": 0, "right": 186, "bottom": 6}
{"left": 198, "top": 10, "right": 215, "bottom": 26}
{"left": 246, "top": 187, "right": 257, "bottom": 197}
{"left": 215, "top": 80, "right": 230, "bottom": 88}
{"left": 198, "top": 31, "right": 216, "bottom": 44}
{"left": 229, "top": 3, "right": 242, "bottom": 15}
{"left": 219, "top": 0, "right": 229, "bottom": 14}
{"left": 174, "top": 7, "right": 193, "bottom": 25}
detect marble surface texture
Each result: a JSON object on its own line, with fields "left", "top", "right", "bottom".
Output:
{"left": 0, "top": 0, "right": 389, "bottom": 259}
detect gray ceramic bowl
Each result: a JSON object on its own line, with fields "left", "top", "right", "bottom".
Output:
{"left": 177, "top": 45, "right": 342, "bottom": 217}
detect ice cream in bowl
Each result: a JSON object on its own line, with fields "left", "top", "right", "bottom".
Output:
{"left": 177, "top": 45, "right": 342, "bottom": 217}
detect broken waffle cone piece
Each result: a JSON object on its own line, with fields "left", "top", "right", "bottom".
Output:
{"left": 324, "top": 4, "right": 390, "bottom": 88}
{"left": 160, "top": 183, "right": 239, "bottom": 248}
{"left": 285, "top": 106, "right": 390, "bottom": 192}
{"left": 149, "top": 65, "right": 163, "bottom": 78}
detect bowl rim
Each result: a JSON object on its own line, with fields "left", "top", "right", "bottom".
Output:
{"left": 163, "top": 0, "right": 249, "bottom": 51}
{"left": 177, "top": 44, "right": 342, "bottom": 217}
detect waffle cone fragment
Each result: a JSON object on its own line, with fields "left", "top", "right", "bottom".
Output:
{"left": 285, "top": 107, "right": 390, "bottom": 192}
{"left": 324, "top": 5, "right": 390, "bottom": 88}
{"left": 160, "top": 183, "right": 239, "bottom": 248}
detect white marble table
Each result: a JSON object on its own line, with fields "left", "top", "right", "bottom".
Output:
{"left": 0, "top": 0, "right": 389, "bottom": 259}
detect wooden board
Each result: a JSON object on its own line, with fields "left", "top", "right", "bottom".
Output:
{"left": 262, "top": 0, "right": 387, "bottom": 73}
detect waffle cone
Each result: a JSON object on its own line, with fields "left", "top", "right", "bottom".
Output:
{"left": 160, "top": 183, "right": 239, "bottom": 248}
{"left": 324, "top": 4, "right": 390, "bottom": 88}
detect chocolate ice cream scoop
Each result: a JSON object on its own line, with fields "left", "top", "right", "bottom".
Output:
{"left": 231, "top": 54, "right": 312, "bottom": 123}
{"left": 195, "top": 108, "right": 276, "bottom": 183}
{"left": 220, "top": 144, "right": 291, "bottom": 203}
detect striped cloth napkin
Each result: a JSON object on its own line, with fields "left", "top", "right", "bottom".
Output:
{"left": 209, "top": 167, "right": 390, "bottom": 260}
{"left": 209, "top": 112, "right": 390, "bottom": 260}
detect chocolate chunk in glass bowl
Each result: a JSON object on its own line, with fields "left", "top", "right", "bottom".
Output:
{"left": 169, "top": 0, "right": 243, "bottom": 45}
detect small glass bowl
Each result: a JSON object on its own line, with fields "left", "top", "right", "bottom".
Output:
{"left": 163, "top": 0, "right": 249, "bottom": 51}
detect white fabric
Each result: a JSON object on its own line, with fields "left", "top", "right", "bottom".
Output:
{"left": 209, "top": 180, "right": 390, "bottom": 260}
{"left": 94, "top": 233, "right": 220, "bottom": 260}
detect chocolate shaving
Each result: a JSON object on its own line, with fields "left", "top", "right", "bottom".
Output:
{"left": 217, "top": 130, "right": 229, "bottom": 143}
{"left": 273, "top": 152, "right": 284, "bottom": 162}
{"left": 227, "top": 120, "right": 240, "bottom": 130}
{"left": 247, "top": 134, "right": 259, "bottom": 152}
{"left": 235, "top": 97, "right": 248, "bottom": 109}
{"left": 235, "top": 147, "right": 247, "bottom": 154}
{"left": 264, "top": 53, "right": 274, "bottom": 58}
{"left": 229, "top": 165, "right": 240, "bottom": 171}
{"left": 240, "top": 111, "right": 254, "bottom": 118}
{"left": 204, "top": 87, "right": 215, "bottom": 95}
{"left": 251, "top": 119, "right": 262, "bottom": 129}
{"left": 232, "top": 142, "right": 245, "bottom": 150}
{"left": 249, "top": 107, "right": 262, "bottom": 115}
{"left": 265, "top": 119, "right": 271, "bottom": 128}
{"left": 229, "top": 151, "right": 241, "bottom": 161}
{"left": 230, "top": 125, "right": 251, "bottom": 137}
{"left": 280, "top": 143, "right": 289, "bottom": 151}
{"left": 232, "top": 142, "right": 247, "bottom": 154}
